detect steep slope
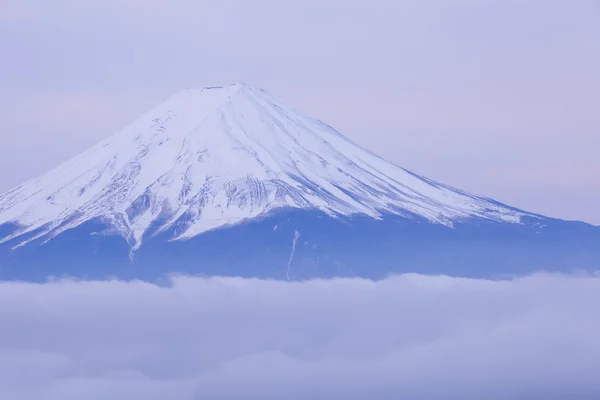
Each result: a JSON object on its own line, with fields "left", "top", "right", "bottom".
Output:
{"left": 1, "top": 83, "right": 598, "bottom": 282}
{"left": 0, "top": 82, "right": 528, "bottom": 252}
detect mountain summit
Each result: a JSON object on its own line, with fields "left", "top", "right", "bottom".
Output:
{"left": 1, "top": 83, "right": 598, "bottom": 281}
{"left": 0, "top": 83, "right": 525, "bottom": 248}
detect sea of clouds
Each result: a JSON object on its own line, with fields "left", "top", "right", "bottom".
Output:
{"left": 1, "top": 273, "right": 599, "bottom": 399}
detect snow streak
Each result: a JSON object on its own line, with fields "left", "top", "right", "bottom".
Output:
{"left": 286, "top": 230, "right": 301, "bottom": 280}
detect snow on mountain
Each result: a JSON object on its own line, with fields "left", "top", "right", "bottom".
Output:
{"left": 0, "top": 82, "right": 529, "bottom": 251}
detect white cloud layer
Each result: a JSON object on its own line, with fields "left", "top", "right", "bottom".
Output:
{"left": 1, "top": 273, "right": 600, "bottom": 399}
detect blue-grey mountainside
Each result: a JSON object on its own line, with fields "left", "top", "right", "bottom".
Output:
{"left": 1, "top": 83, "right": 598, "bottom": 281}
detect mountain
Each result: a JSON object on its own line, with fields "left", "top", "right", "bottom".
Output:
{"left": 1, "top": 82, "right": 598, "bottom": 281}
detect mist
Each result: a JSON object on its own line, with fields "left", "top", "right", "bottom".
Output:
{"left": 1, "top": 272, "right": 599, "bottom": 399}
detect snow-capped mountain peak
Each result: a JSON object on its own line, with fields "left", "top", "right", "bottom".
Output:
{"left": 0, "top": 83, "right": 528, "bottom": 250}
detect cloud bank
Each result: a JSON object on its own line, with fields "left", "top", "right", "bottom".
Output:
{"left": 1, "top": 273, "right": 599, "bottom": 399}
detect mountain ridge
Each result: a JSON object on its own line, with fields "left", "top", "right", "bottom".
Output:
{"left": 0, "top": 83, "right": 534, "bottom": 253}
{"left": 1, "top": 83, "right": 599, "bottom": 282}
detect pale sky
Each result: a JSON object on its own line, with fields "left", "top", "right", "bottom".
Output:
{"left": 0, "top": 0, "right": 598, "bottom": 224}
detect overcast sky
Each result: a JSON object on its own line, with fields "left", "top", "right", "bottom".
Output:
{"left": 0, "top": 0, "right": 598, "bottom": 224}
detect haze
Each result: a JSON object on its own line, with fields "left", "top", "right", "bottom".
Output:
{"left": 2, "top": 274, "right": 600, "bottom": 399}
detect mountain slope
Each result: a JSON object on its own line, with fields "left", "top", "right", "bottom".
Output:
{"left": 0, "top": 83, "right": 598, "bottom": 281}
{"left": 1, "top": 82, "right": 527, "bottom": 251}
